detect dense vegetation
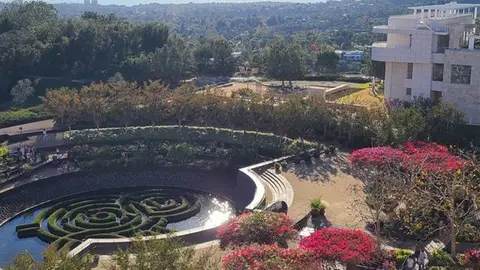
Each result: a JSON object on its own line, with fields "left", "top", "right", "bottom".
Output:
{"left": 0, "top": 0, "right": 450, "bottom": 110}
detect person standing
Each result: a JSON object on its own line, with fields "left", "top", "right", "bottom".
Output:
{"left": 405, "top": 255, "right": 416, "bottom": 270}
{"left": 418, "top": 248, "right": 429, "bottom": 270}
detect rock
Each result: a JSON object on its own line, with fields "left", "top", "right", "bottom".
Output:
{"left": 264, "top": 201, "right": 288, "bottom": 214}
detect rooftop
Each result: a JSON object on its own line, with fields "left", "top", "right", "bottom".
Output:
{"left": 408, "top": 2, "right": 480, "bottom": 11}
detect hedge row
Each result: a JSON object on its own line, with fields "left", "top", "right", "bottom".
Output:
{"left": 0, "top": 105, "right": 52, "bottom": 128}
{"left": 303, "top": 74, "right": 371, "bottom": 84}
{"left": 66, "top": 126, "right": 315, "bottom": 150}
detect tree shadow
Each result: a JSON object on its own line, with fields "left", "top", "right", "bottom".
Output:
{"left": 285, "top": 152, "right": 353, "bottom": 183}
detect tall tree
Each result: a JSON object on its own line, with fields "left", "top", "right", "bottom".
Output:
{"left": 264, "top": 38, "right": 304, "bottom": 87}
{"left": 315, "top": 51, "right": 339, "bottom": 73}
{"left": 141, "top": 80, "right": 168, "bottom": 126}
{"left": 42, "top": 87, "right": 79, "bottom": 131}
{"left": 10, "top": 79, "right": 35, "bottom": 107}
{"left": 79, "top": 83, "right": 111, "bottom": 129}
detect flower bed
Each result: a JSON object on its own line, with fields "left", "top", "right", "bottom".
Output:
{"left": 222, "top": 245, "right": 323, "bottom": 270}
{"left": 217, "top": 212, "right": 297, "bottom": 249}
{"left": 350, "top": 141, "right": 464, "bottom": 172}
{"left": 299, "top": 228, "right": 377, "bottom": 265}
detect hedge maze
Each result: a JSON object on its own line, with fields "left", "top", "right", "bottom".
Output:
{"left": 16, "top": 188, "right": 201, "bottom": 252}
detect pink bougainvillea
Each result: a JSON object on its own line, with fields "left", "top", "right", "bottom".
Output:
{"left": 349, "top": 141, "right": 464, "bottom": 173}
{"left": 349, "top": 147, "right": 408, "bottom": 169}
{"left": 299, "top": 228, "right": 377, "bottom": 264}
{"left": 464, "top": 249, "right": 480, "bottom": 265}
{"left": 222, "top": 245, "right": 324, "bottom": 270}
{"left": 216, "top": 212, "right": 297, "bottom": 249}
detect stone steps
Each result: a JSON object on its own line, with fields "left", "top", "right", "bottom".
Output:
{"left": 259, "top": 169, "right": 294, "bottom": 207}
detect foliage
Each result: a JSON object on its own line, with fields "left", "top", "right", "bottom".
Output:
{"left": 264, "top": 38, "right": 304, "bottom": 85}
{"left": 299, "top": 228, "right": 377, "bottom": 264}
{"left": 10, "top": 79, "right": 35, "bottom": 107}
{"left": 310, "top": 198, "right": 326, "bottom": 212}
{"left": 21, "top": 163, "right": 33, "bottom": 172}
{"left": 107, "top": 236, "right": 219, "bottom": 270}
{"left": 429, "top": 249, "right": 454, "bottom": 266}
{"left": 350, "top": 141, "right": 464, "bottom": 173}
{"left": 0, "top": 105, "right": 52, "bottom": 128}
{"left": 390, "top": 249, "right": 413, "bottom": 266}
{"left": 222, "top": 245, "right": 323, "bottom": 270}
{"left": 216, "top": 212, "right": 297, "bottom": 249}
{"left": 4, "top": 246, "right": 91, "bottom": 270}
{"left": 315, "top": 51, "right": 339, "bottom": 73}
{"left": 464, "top": 249, "right": 480, "bottom": 266}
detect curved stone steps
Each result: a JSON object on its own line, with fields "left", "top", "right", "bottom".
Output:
{"left": 259, "top": 169, "right": 294, "bottom": 207}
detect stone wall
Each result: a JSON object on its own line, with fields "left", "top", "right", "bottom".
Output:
{"left": 0, "top": 168, "right": 236, "bottom": 225}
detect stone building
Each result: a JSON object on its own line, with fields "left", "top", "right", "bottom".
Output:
{"left": 372, "top": 2, "right": 480, "bottom": 125}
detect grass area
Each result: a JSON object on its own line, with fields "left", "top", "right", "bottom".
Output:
{"left": 336, "top": 87, "right": 384, "bottom": 107}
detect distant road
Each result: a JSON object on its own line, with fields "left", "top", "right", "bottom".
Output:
{"left": 0, "top": 120, "right": 55, "bottom": 136}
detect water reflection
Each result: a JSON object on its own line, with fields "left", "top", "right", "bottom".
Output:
{"left": 204, "top": 197, "right": 235, "bottom": 227}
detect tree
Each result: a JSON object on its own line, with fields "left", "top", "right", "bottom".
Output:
{"left": 107, "top": 236, "right": 218, "bottom": 270}
{"left": 110, "top": 81, "right": 140, "bottom": 127}
{"left": 107, "top": 72, "right": 125, "bottom": 83}
{"left": 79, "top": 83, "right": 112, "bottom": 129}
{"left": 264, "top": 38, "right": 304, "bottom": 87}
{"left": 10, "top": 79, "right": 35, "bottom": 107}
{"left": 140, "top": 80, "right": 168, "bottom": 126}
{"left": 315, "top": 51, "right": 339, "bottom": 73}
{"left": 42, "top": 88, "right": 79, "bottom": 131}
{"left": 170, "top": 83, "right": 196, "bottom": 126}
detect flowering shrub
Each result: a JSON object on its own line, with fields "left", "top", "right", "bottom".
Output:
{"left": 222, "top": 245, "right": 323, "bottom": 270}
{"left": 464, "top": 249, "right": 480, "bottom": 266}
{"left": 350, "top": 142, "right": 463, "bottom": 173}
{"left": 217, "top": 212, "right": 297, "bottom": 249}
{"left": 349, "top": 147, "right": 408, "bottom": 169}
{"left": 299, "top": 228, "right": 377, "bottom": 264}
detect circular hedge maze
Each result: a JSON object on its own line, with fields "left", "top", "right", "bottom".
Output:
{"left": 15, "top": 188, "right": 201, "bottom": 252}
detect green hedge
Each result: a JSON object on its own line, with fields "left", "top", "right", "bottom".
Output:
{"left": 0, "top": 105, "right": 52, "bottom": 128}
{"left": 66, "top": 126, "right": 314, "bottom": 150}
{"left": 303, "top": 74, "right": 370, "bottom": 83}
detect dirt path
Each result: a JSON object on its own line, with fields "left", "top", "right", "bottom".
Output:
{"left": 0, "top": 120, "right": 54, "bottom": 135}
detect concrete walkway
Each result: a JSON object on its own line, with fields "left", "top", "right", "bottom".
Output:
{"left": 0, "top": 120, "right": 55, "bottom": 135}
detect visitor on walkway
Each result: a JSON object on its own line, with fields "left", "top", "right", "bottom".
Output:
{"left": 405, "top": 255, "right": 416, "bottom": 270}
{"left": 418, "top": 247, "right": 429, "bottom": 270}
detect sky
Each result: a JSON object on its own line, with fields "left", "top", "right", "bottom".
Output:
{"left": 39, "top": 0, "right": 329, "bottom": 6}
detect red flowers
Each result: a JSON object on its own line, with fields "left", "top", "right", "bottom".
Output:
{"left": 464, "top": 249, "right": 480, "bottom": 265}
{"left": 222, "top": 245, "right": 324, "bottom": 270}
{"left": 350, "top": 141, "right": 463, "bottom": 173}
{"left": 299, "top": 228, "right": 377, "bottom": 264}
{"left": 217, "top": 212, "right": 297, "bottom": 249}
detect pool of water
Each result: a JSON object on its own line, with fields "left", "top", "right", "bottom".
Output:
{"left": 0, "top": 187, "right": 235, "bottom": 265}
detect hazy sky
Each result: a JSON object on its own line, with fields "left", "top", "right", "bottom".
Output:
{"left": 44, "top": 0, "right": 329, "bottom": 6}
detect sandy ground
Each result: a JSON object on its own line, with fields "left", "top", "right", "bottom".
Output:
{"left": 282, "top": 152, "right": 368, "bottom": 229}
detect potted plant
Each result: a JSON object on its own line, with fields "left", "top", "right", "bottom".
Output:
{"left": 310, "top": 198, "right": 326, "bottom": 217}
{"left": 21, "top": 164, "right": 33, "bottom": 175}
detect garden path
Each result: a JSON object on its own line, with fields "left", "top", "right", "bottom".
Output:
{"left": 282, "top": 151, "right": 368, "bottom": 229}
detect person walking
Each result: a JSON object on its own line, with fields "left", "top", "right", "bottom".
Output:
{"left": 405, "top": 255, "right": 416, "bottom": 270}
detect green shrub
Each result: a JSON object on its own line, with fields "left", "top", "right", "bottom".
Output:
{"left": 430, "top": 249, "right": 454, "bottom": 266}
{"left": 310, "top": 198, "right": 326, "bottom": 212}
{"left": 21, "top": 163, "right": 33, "bottom": 172}
{"left": 0, "top": 105, "right": 52, "bottom": 128}
{"left": 391, "top": 249, "right": 413, "bottom": 266}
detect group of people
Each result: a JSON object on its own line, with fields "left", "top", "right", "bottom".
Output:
{"left": 11, "top": 146, "right": 39, "bottom": 165}
{"left": 405, "top": 247, "right": 429, "bottom": 270}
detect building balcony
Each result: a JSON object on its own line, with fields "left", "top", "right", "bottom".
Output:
{"left": 371, "top": 42, "right": 432, "bottom": 63}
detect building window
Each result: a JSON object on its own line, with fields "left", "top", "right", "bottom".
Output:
{"left": 407, "top": 63, "right": 413, "bottom": 79}
{"left": 432, "top": 64, "right": 444, "bottom": 82}
{"left": 409, "top": 34, "right": 413, "bottom": 48}
{"left": 406, "top": 88, "right": 412, "bottom": 96}
{"left": 430, "top": 90, "right": 442, "bottom": 103}
{"left": 451, "top": 65, "right": 471, "bottom": 84}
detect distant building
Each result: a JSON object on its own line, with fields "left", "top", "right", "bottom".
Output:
{"left": 335, "top": 50, "right": 364, "bottom": 61}
{"left": 371, "top": 2, "right": 480, "bottom": 125}
{"left": 91, "top": 0, "right": 98, "bottom": 4}
{"left": 83, "top": 0, "right": 90, "bottom": 4}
